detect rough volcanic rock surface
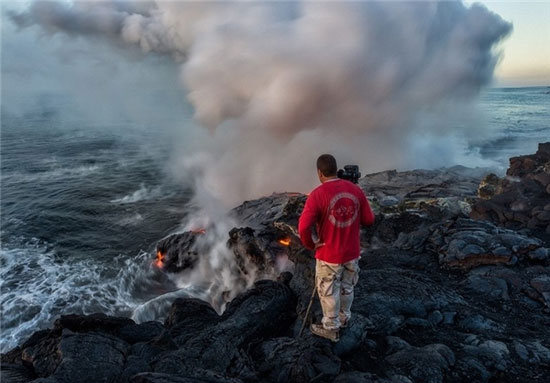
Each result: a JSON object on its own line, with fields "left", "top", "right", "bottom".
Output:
{"left": 472, "top": 142, "right": 550, "bottom": 236}
{"left": 3, "top": 147, "right": 550, "bottom": 383}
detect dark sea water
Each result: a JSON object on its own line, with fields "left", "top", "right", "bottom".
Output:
{"left": 473, "top": 87, "right": 550, "bottom": 163}
{"left": 1, "top": 86, "right": 549, "bottom": 351}
{"left": 1, "top": 97, "right": 193, "bottom": 351}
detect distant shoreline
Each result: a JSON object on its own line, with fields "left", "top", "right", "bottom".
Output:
{"left": 488, "top": 85, "right": 550, "bottom": 90}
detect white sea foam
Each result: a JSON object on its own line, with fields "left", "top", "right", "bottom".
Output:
{"left": 131, "top": 286, "right": 208, "bottom": 323}
{"left": 111, "top": 184, "right": 171, "bottom": 204}
{"left": 0, "top": 165, "right": 101, "bottom": 184}
{"left": 116, "top": 213, "right": 145, "bottom": 226}
{"left": 162, "top": 189, "right": 278, "bottom": 314}
{"left": 0, "top": 240, "right": 160, "bottom": 352}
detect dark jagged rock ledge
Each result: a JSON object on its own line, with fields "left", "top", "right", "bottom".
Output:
{"left": 3, "top": 144, "right": 550, "bottom": 383}
{"left": 472, "top": 142, "right": 550, "bottom": 237}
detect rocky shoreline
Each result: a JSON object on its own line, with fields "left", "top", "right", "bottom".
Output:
{"left": 2, "top": 143, "right": 550, "bottom": 383}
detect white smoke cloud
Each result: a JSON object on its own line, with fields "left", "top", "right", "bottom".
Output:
{"left": 9, "top": 0, "right": 512, "bottom": 205}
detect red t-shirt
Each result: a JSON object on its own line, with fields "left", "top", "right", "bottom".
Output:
{"left": 298, "top": 178, "right": 375, "bottom": 264}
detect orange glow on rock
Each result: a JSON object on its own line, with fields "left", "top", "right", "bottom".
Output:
{"left": 278, "top": 238, "right": 291, "bottom": 246}
{"left": 155, "top": 250, "right": 165, "bottom": 267}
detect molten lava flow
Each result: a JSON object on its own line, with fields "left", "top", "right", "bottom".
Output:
{"left": 278, "top": 238, "right": 291, "bottom": 246}
{"left": 155, "top": 250, "right": 165, "bottom": 268}
{"left": 192, "top": 228, "right": 206, "bottom": 234}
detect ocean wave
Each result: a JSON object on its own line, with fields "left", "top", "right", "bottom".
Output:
{"left": 111, "top": 184, "right": 172, "bottom": 204}
{"left": 1, "top": 165, "right": 101, "bottom": 184}
{"left": 131, "top": 286, "right": 207, "bottom": 323}
{"left": 116, "top": 213, "right": 145, "bottom": 226}
{"left": 0, "top": 241, "right": 163, "bottom": 353}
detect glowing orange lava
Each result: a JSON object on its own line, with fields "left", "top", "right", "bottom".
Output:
{"left": 155, "top": 250, "right": 165, "bottom": 267}
{"left": 278, "top": 238, "right": 291, "bottom": 246}
{"left": 192, "top": 228, "right": 206, "bottom": 234}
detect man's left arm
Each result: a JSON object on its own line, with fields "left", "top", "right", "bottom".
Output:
{"left": 359, "top": 191, "right": 375, "bottom": 226}
{"left": 298, "top": 192, "right": 319, "bottom": 250}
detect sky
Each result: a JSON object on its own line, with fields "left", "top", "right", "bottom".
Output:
{"left": 472, "top": 0, "right": 550, "bottom": 86}
{"left": 1, "top": 1, "right": 548, "bottom": 89}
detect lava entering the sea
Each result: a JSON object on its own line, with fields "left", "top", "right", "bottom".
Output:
{"left": 278, "top": 237, "right": 291, "bottom": 246}
{"left": 155, "top": 250, "right": 165, "bottom": 268}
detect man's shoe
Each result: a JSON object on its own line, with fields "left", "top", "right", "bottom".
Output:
{"left": 310, "top": 323, "right": 339, "bottom": 342}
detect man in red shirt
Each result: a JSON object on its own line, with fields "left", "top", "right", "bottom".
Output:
{"left": 298, "top": 154, "right": 375, "bottom": 342}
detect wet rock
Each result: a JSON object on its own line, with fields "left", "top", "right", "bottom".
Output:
{"left": 228, "top": 227, "right": 275, "bottom": 275}
{"left": 156, "top": 231, "right": 203, "bottom": 273}
{"left": 174, "top": 280, "right": 296, "bottom": 375}
{"left": 52, "top": 330, "right": 128, "bottom": 383}
{"left": 130, "top": 342, "right": 169, "bottom": 365}
{"left": 254, "top": 336, "right": 340, "bottom": 383}
{"left": 164, "top": 298, "right": 219, "bottom": 346}
{"left": 54, "top": 312, "right": 134, "bottom": 336}
{"left": 384, "top": 343, "right": 455, "bottom": 383}
{"left": 20, "top": 331, "right": 62, "bottom": 377}
{"left": 157, "top": 195, "right": 305, "bottom": 290}
{"left": 119, "top": 321, "right": 165, "bottom": 344}
{"left": 150, "top": 352, "right": 187, "bottom": 375}
{"left": 120, "top": 354, "right": 153, "bottom": 382}
{"left": 0, "top": 363, "right": 35, "bottom": 383}
{"left": 164, "top": 298, "right": 219, "bottom": 328}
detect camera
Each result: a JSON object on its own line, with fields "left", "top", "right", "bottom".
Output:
{"left": 337, "top": 165, "right": 361, "bottom": 184}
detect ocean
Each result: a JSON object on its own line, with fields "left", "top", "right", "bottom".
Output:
{"left": 1, "top": 86, "right": 549, "bottom": 352}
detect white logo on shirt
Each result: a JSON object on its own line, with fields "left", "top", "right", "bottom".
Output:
{"left": 328, "top": 192, "right": 359, "bottom": 228}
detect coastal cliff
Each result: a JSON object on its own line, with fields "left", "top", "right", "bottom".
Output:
{"left": 2, "top": 144, "right": 549, "bottom": 383}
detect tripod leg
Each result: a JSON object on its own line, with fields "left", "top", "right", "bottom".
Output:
{"left": 299, "top": 284, "right": 317, "bottom": 337}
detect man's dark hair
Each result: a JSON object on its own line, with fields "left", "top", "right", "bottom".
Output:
{"left": 317, "top": 154, "right": 337, "bottom": 177}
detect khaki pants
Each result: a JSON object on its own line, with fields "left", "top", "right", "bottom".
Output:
{"left": 315, "top": 258, "right": 360, "bottom": 330}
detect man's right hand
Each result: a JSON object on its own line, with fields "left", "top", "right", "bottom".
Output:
{"left": 314, "top": 242, "right": 325, "bottom": 250}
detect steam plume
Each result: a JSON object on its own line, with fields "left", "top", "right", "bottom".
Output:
{"left": 10, "top": 1, "right": 512, "bottom": 204}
